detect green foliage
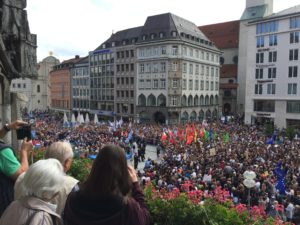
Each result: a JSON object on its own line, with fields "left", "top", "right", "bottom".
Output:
{"left": 286, "top": 126, "right": 295, "bottom": 141}
{"left": 265, "top": 123, "right": 274, "bottom": 137}
{"left": 67, "top": 158, "right": 92, "bottom": 182}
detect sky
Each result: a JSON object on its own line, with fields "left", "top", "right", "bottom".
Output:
{"left": 26, "top": 0, "right": 300, "bottom": 62}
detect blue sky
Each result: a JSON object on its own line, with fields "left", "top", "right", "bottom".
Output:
{"left": 26, "top": 0, "right": 300, "bottom": 62}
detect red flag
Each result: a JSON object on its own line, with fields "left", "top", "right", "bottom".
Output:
{"left": 186, "top": 135, "right": 193, "bottom": 145}
{"left": 177, "top": 128, "right": 183, "bottom": 141}
{"left": 161, "top": 132, "right": 167, "bottom": 142}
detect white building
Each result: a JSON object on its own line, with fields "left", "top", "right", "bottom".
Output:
{"left": 238, "top": 0, "right": 300, "bottom": 128}
{"left": 136, "top": 13, "right": 221, "bottom": 124}
{"left": 10, "top": 55, "right": 59, "bottom": 111}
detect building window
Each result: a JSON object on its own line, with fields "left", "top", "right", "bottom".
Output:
{"left": 256, "top": 52, "right": 264, "bottom": 63}
{"left": 189, "top": 48, "right": 193, "bottom": 57}
{"left": 172, "top": 62, "right": 178, "bottom": 71}
{"left": 255, "top": 84, "right": 263, "bottom": 94}
{"left": 182, "top": 79, "right": 187, "bottom": 90}
{"left": 160, "top": 79, "right": 166, "bottom": 89}
{"left": 256, "top": 36, "right": 264, "bottom": 48}
{"left": 171, "top": 96, "right": 177, "bottom": 106}
{"left": 152, "top": 63, "right": 159, "bottom": 73}
{"left": 160, "top": 62, "right": 166, "bottom": 72}
{"left": 255, "top": 68, "right": 263, "bottom": 79}
{"left": 195, "top": 80, "right": 199, "bottom": 90}
{"left": 254, "top": 100, "right": 275, "bottom": 112}
{"left": 153, "top": 79, "right": 158, "bottom": 89}
{"left": 290, "top": 32, "right": 299, "bottom": 44}
{"left": 288, "top": 83, "right": 297, "bottom": 95}
{"left": 17, "top": 83, "right": 21, "bottom": 88}
{"left": 161, "top": 46, "right": 166, "bottom": 55}
{"left": 23, "top": 84, "right": 26, "bottom": 89}
{"left": 289, "top": 66, "right": 298, "bottom": 78}
{"left": 206, "top": 81, "right": 209, "bottom": 90}
{"left": 268, "top": 51, "right": 277, "bottom": 62}
{"left": 172, "top": 46, "right": 178, "bottom": 55}
{"left": 182, "top": 47, "right": 187, "bottom": 56}
{"left": 269, "top": 34, "right": 277, "bottom": 46}
{"left": 267, "top": 83, "right": 276, "bottom": 94}
{"left": 195, "top": 65, "right": 199, "bottom": 75}
{"left": 188, "top": 80, "right": 193, "bottom": 90}
{"left": 146, "top": 64, "right": 151, "bottom": 73}
{"left": 256, "top": 21, "right": 278, "bottom": 34}
{"left": 139, "top": 79, "right": 144, "bottom": 89}
{"left": 183, "top": 63, "right": 187, "bottom": 73}
{"left": 224, "top": 90, "right": 231, "bottom": 97}
{"left": 290, "top": 16, "right": 300, "bottom": 29}
{"left": 36, "top": 85, "right": 40, "bottom": 92}
{"left": 12, "top": 83, "right": 15, "bottom": 88}
{"left": 146, "top": 79, "right": 151, "bottom": 89}
{"left": 189, "top": 64, "right": 193, "bottom": 74}
{"left": 210, "top": 81, "right": 214, "bottom": 91}
{"left": 200, "top": 80, "right": 204, "bottom": 90}
{"left": 172, "top": 79, "right": 178, "bottom": 88}
{"left": 289, "top": 49, "right": 299, "bottom": 61}
{"left": 287, "top": 101, "right": 300, "bottom": 113}
{"left": 215, "top": 82, "right": 219, "bottom": 91}
{"left": 201, "top": 65, "right": 204, "bottom": 75}
{"left": 268, "top": 67, "right": 276, "bottom": 79}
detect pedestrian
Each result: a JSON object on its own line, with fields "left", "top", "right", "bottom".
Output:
{"left": 63, "top": 144, "right": 150, "bottom": 225}
{"left": 0, "top": 120, "right": 33, "bottom": 216}
{"left": 134, "top": 152, "right": 139, "bottom": 170}
{"left": 0, "top": 159, "right": 65, "bottom": 225}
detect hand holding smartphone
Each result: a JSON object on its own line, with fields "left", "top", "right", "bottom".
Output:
{"left": 16, "top": 125, "right": 32, "bottom": 140}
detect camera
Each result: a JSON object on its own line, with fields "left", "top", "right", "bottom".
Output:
{"left": 16, "top": 125, "right": 32, "bottom": 140}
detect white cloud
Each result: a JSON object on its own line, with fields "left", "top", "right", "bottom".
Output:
{"left": 26, "top": 0, "right": 300, "bottom": 62}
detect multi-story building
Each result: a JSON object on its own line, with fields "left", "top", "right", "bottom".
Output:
{"left": 10, "top": 78, "right": 32, "bottom": 110}
{"left": 71, "top": 56, "right": 90, "bottom": 114}
{"left": 238, "top": 0, "right": 300, "bottom": 128}
{"left": 90, "top": 27, "right": 140, "bottom": 121}
{"left": 199, "top": 21, "right": 239, "bottom": 116}
{"left": 135, "top": 13, "right": 221, "bottom": 124}
{"left": 49, "top": 55, "right": 82, "bottom": 114}
{"left": 33, "top": 55, "right": 60, "bottom": 110}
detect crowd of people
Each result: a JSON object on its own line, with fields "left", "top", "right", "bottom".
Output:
{"left": 1, "top": 110, "right": 300, "bottom": 224}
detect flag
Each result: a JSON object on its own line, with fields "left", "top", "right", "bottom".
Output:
{"left": 209, "top": 129, "right": 213, "bottom": 142}
{"left": 177, "top": 128, "right": 183, "bottom": 141}
{"left": 223, "top": 132, "right": 230, "bottom": 143}
{"left": 204, "top": 130, "right": 209, "bottom": 142}
{"left": 199, "top": 128, "right": 204, "bottom": 138}
{"left": 161, "top": 132, "right": 167, "bottom": 142}
{"left": 128, "top": 130, "right": 133, "bottom": 141}
{"left": 186, "top": 135, "right": 193, "bottom": 145}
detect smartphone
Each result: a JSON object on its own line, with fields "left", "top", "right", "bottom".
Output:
{"left": 16, "top": 125, "right": 32, "bottom": 140}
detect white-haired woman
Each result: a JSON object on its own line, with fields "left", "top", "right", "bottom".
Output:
{"left": 0, "top": 159, "right": 64, "bottom": 225}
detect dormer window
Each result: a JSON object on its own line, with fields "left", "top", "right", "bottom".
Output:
{"left": 122, "top": 40, "right": 126, "bottom": 45}
{"left": 180, "top": 32, "right": 185, "bottom": 37}
{"left": 186, "top": 34, "right": 190, "bottom": 39}
{"left": 159, "top": 32, "right": 164, "bottom": 38}
{"left": 112, "top": 42, "right": 115, "bottom": 47}
{"left": 102, "top": 44, "right": 106, "bottom": 49}
{"left": 171, "top": 31, "right": 177, "bottom": 37}
{"left": 132, "top": 38, "right": 135, "bottom": 43}
{"left": 151, "top": 34, "right": 155, "bottom": 39}
{"left": 142, "top": 35, "right": 147, "bottom": 40}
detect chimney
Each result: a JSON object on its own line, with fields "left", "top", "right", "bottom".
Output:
{"left": 75, "top": 55, "right": 80, "bottom": 59}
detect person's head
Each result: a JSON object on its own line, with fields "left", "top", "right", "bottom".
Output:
{"left": 21, "top": 158, "right": 64, "bottom": 201}
{"left": 81, "top": 144, "right": 131, "bottom": 197}
{"left": 45, "top": 141, "right": 74, "bottom": 172}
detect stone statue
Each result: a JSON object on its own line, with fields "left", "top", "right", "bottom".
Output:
{"left": 0, "top": 0, "right": 37, "bottom": 80}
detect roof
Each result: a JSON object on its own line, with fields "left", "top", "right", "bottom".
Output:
{"left": 199, "top": 20, "right": 239, "bottom": 49}
{"left": 241, "top": 4, "right": 269, "bottom": 20}
{"left": 95, "top": 26, "right": 143, "bottom": 50}
{"left": 220, "top": 64, "right": 237, "bottom": 78}
{"left": 274, "top": 4, "right": 300, "bottom": 17}
{"left": 94, "top": 13, "right": 219, "bottom": 51}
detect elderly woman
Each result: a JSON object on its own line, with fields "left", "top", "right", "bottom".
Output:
{"left": 64, "top": 144, "right": 150, "bottom": 225}
{"left": 0, "top": 159, "right": 65, "bottom": 225}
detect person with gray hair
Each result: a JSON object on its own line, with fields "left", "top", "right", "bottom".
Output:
{"left": 0, "top": 159, "right": 64, "bottom": 225}
{"left": 14, "top": 141, "right": 78, "bottom": 215}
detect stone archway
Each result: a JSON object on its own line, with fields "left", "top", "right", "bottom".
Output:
{"left": 153, "top": 111, "right": 166, "bottom": 124}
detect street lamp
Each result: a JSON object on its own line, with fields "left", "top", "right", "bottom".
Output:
{"left": 243, "top": 170, "right": 256, "bottom": 209}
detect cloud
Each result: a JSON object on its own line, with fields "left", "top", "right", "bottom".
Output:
{"left": 26, "top": 0, "right": 300, "bottom": 62}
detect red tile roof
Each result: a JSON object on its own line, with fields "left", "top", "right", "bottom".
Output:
{"left": 220, "top": 64, "right": 237, "bottom": 78}
{"left": 199, "top": 20, "right": 240, "bottom": 49}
